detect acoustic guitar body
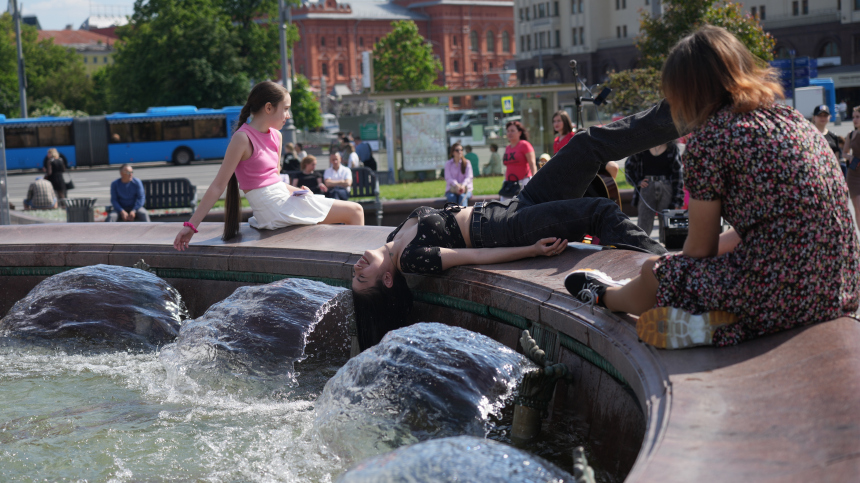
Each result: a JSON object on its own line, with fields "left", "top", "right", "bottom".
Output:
{"left": 583, "top": 168, "right": 622, "bottom": 209}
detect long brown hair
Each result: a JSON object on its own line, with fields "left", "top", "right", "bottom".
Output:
{"left": 661, "top": 25, "right": 783, "bottom": 133}
{"left": 450, "top": 141, "right": 467, "bottom": 174}
{"left": 552, "top": 110, "right": 573, "bottom": 135}
{"left": 505, "top": 120, "right": 529, "bottom": 142}
{"left": 223, "top": 81, "right": 289, "bottom": 241}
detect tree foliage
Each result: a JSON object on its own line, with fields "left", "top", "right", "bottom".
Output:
{"left": 0, "top": 13, "right": 95, "bottom": 117}
{"left": 637, "top": 0, "right": 775, "bottom": 70}
{"left": 373, "top": 20, "right": 442, "bottom": 101}
{"left": 290, "top": 74, "right": 321, "bottom": 130}
{"left": 108, "top": 0, "right": 249, "bottom": 112}
{"left": 605, "top": 1, "right": 775, "bottom": 115}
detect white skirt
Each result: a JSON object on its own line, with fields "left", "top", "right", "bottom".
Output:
{"left": 244, "top": 182, "right": 334, "bottom": 229}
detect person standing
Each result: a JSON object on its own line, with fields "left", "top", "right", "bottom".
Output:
{"left": 552, "top": 110, "right": 575, "bottom": 155}
{"left": 625, "top": 141, "right": 685, "bottom": 234}
{"left": 444, "top": 142, "right": 474, "bottom": 207}
{"left": 282, "top": 142, "right": 300, "bottom": 171}
{"left": 846, "top": 106, "right": 860, "bottom": 228}
{"left": 324, "top": 152, "right": 353, "bottom": 200}
{"left": 344, "top": 143, "right": 362, "bottom": 170}
{"left": 295, "top": 143, "right": 308, "bottom": 161}
{"left": 501, "top": 121, "right": 537, "bottom": 201}
{"left": 108, "top": 164, "right": 151, "bottom": 222}
{"left": 355, "top": 136, "right": 373, "bottom": 168}
{"left": 464, "top": 145, "right": 480, "bottom": 175}
{"left": 811, "top": 104, "right": 844, "bottom": 174}
{"left": 482, "top": 143, "right": 503, "bottom": 176}
{"left": 43, "top": 148, "right": 67, "bottom": 201}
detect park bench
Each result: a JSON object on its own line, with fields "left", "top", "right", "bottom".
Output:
{"left": 106, "top": 178, "right": 197, "bottom": 215}
{"left": 282, "top": 167, "right": 383, "bottom": 226}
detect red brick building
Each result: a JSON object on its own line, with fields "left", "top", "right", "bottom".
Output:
{"left": 291, "top": 0, "right": 516, "bottom": 100}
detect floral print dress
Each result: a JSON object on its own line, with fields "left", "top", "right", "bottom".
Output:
{"left": 653, "top": 104, "right": 860, "bottom": 346}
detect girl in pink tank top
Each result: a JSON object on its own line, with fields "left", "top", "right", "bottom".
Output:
{"left": 174, "top": 81, "right": 364, "bottom": 251}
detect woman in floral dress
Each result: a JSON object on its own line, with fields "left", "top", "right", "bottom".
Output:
{"left": 566, "top": 26, "right": 860, "bottom": 349}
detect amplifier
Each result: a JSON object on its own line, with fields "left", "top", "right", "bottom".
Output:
{"left": 658, "top": 209, "right": 689, "bottom": 250}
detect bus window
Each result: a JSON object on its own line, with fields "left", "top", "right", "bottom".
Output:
{"left": 5, "top": 127, "right": 38, "bottom": 148}
{"left": 193, "top": 118, "right": 226, "bottom": 139}
{"left": 132, "top": 121, "right": 163, "bottom": 142}
{"left": 37, "top": 125, "right": 72, "bottom": 146}
{"left": 163, "top": 120, "right": 193, "bottom": 141}
{"left": 109, "top": 123, "right": 132, "bottom": 143}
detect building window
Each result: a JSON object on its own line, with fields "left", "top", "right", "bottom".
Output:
{"left": 539, "top": 3, "right": 545, "bottom": 17}
{"left": 579, "top": 27, "right": 584, "bottom": 45}
{"left": 855, "top": 0, "right": 860, "bottom": 10}
{"left": 527, "top": 35, "right": 531, "bottom": 51}
{"left": 553, "top": 1, "right": 559, "bottom": 16}
{"left": 623, "top": 0, "right": 626, "bottom": 7}
{"left": 623, "top": 25, "right": 627, "bottom": 37}
{"left": 83, "top": 56, "right": 87, "bottom": 64}
{"left": 539, "top": 31, "right": 545, "bottom": 48}
{"left": 453, "top": 35, "right": 458, "bottom": 46}
{"left": 821, "top": 41, "right": 839, "bottom": 57}
{"left": 751, "top": 6, "right": 757, "bottom": 17}
{"left": 521, "top": 36, "right": 525, "bottom": 52}
{"left": 775, "top": 46, "right": 791, "bottom": 59}
{"left": 616, "top": 26, "right": 621, "bottom": 38}
{"left": 453, "top": 60, "right": 459, "bottom": 73}
{"left": 359, "top": 37, "right": 364, "bottom": 47}
{"left": 645, "top": 0, "right": 649, "bottom": 4}
{"left": 502, "top": 31, "right": 510, "bottom": 52}
{"left": 802, "top": 0, "right": 808, "bottom": 14}
{"left": 792, "top": 1, "right": 798, "bottom": 15}
{"left": 321, "top": 37, "right": 326, "bottom": 47}
{"left": 519, "top": 8, "right": 523, "bottom": 20}
{"left": 473, "top": 61, "right": 478, "bottom": 72}
{"left": 555, "top": 30, "right": 560, "bottom": 47}
{"left": 533, "top": 5, "right": 537, "bottom": 18}
{"left": 760, "top": 5, "right": 766, "bottom": 18}
{"left": 104, "top": 56, "right": 108, "bottom": 63}
{"left": 375, "top": 37, "right": 379, "bottom": 43}
{"left": 337, "top": 36, "right": 342, "bottom": 47}
{"left": 526, "top": 7, "right": 530, "bottom": 20}
{"left": 578, "top": 0, "right": 583, "bottom": 13}
{"left": 322, "top": 63, "right": 328, "bottom": 76}
{"left": 487, "top": 31, "right": 495, "bottom": 52}
{"left": 572, "top": 28, "right": 578, "bottom": 46}
{"left": 338, "top": 63, "right": 344, "bottom": 76}
{"left": 470, "top": 31, "right": 479, "bottom": 51}
{"left": 616, "top": 0, "right": 620, "bottom": 9}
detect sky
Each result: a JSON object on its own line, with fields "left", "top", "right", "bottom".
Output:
{"left": 16, "top": 0, "right": 136, "bottom": 31}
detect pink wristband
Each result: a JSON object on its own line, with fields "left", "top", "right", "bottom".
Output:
{"left": 183, "top": 221, "right": 198, "bottom": 233}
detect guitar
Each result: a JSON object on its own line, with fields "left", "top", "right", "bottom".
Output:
{"left": 583, "top": 167, "right": 621, "bottom": 209}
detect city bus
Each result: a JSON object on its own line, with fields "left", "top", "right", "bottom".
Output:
{"left": 0, "top": 106, "right": 242, "bottom": 170}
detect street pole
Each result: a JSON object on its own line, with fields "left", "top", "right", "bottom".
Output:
{"left": 0, "top": 121, "right": 10, "bottom": 225}
{"left": 278, "top": 0, "right": 296, "bottom": 145}
{"left": 13, "top": 1, "right": 27, "bottom": 118}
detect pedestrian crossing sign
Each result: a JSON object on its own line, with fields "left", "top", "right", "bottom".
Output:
{"left": 501, "top": 96, "right": 514, "bottom": 114}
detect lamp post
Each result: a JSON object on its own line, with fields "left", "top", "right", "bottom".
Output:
{"left": 12, "top": 1, "right": 27, "bottom": 118}
{"left": 278, "top": 0, "right": 296, "bottom": 145}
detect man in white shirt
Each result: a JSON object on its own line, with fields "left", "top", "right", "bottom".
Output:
{"left": 324, "top": 152, "right": 352, "bottom": 200}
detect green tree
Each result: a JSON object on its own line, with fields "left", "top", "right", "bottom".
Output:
{"left": 373, "top": 20, "right": 442, "bottom": 100}
{"left": 637, "top": 0, "right": 775, "bottom": 70}
{"left": 0, "top": 13, "right": 95, "bottom": 117}
{"left": 290, "top": 74, "right": 321, "bottom": 130}
{"left": 219, "top": 0, "right": 299, "bottom": 83}
{"left": 605, "top": 1, "right": 775, "bottom": 115}
{"left": 109, "top": 0, "right": 249, "bottom": 112}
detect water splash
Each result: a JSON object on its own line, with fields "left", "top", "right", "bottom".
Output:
{"left": 0, "top": 265, "right": 187, "bottom": 347}
{"left": 314, "top": 322, "right": 536, "bottom": 463}
{"left": 159, "top": 278, "right": 353, "bottom": 397}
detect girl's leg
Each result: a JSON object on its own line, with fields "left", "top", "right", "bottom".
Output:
{"left": 520, "top": 100, "right": 678, "bottom": 205}
{"left": 602, "top": 257, "right": 660, "bottom": 315}
{"left": 321, "top": 200, "right": 364, "bottom": 225}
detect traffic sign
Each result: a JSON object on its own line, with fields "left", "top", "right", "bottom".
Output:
{"left": 501, "top": 96, "right": 514, "bottom": 114}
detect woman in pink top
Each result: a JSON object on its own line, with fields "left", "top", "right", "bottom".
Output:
{"left": 174, "top": 81, "right": 363, "bottom": 250}
{"left": 501, "top": 120, "right": 537, "bottom": 201}
{"left": 444, "top": 142, "right": 474, "bottom": 207}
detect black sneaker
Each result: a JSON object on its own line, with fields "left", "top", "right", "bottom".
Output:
{"left": 564, "top": 269, "right": 626, "bottom": 312}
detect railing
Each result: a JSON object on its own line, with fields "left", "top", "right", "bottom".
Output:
{"left": 761, "top": 8, "right": 840, "bottom": 30}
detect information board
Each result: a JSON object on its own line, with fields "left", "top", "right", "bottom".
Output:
{"left": 400, "top": 107, "right": 448, "bottom": 171}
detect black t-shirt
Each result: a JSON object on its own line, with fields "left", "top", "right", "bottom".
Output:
{"left": 640, "top": 145, "right": 677, "bottom": 176}
{"left": 294, "top": 171, "right": 323, "bottom": 194}
{"left": 386, "top": 204, "right": 466, "bottom": 274}
{"left": 822, "top": 130, "right": 842, "bottom": 162}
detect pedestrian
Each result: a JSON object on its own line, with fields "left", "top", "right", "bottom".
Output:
{"left": 624, "top": 141, "right": 685, "bottom": 235}
{"left": 295, "top": 143, "right": 308, "bottom": 161}
{"left": 500, "top": 120, "right": 537, "bottom": 201}
{"left": 344, "top": 143, "right": 362, "bottom": 169}
{"left": 324, "top": 152, "right": 352, "bottom": 200}
{"left": 844, "top": 106, "right": 860, "bottom": 229}
{"left": 43, "top": 148, "right": 67, "bottom": 201}
{"left": 552, "top": 110, "right": 575, "bottom": 155}
{"left": 811, "top": 104, "right": 844, "bottom": 174}
{"left": 355, "top": 136, "right": 373, "bottom": 165}
{"left": 174, "top": 81, "right": 363, "bottom": 250}
{"left": 23, "top": 178, "right": 57, "bottom": 210}
{"left": 566, "top": 25, "right": 859, "bottom": 350}
{"left": 107, "top": 164, "right": 151, "bottom": 222}
{"left": 464, "top": 145, "right": 480, "bottom": 175}
{"left": 482, "top": 143, "right": 503, "bottom": 176}
{"left": 444, "top": 142, "right": 474, "bottom": 207}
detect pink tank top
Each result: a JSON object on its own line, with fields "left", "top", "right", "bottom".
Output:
{"left": 234, "top": 124, "right": 282, "bottom": 191}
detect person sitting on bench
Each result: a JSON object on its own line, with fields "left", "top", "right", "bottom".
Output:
{"left": 108, "top": 164, "right": 150, "bottom": 222}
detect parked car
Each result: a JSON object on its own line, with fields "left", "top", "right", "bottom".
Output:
{"left": 322, "top": 114, "right": 340, "bottom": 134}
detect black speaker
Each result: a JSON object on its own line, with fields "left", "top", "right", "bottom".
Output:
{"left": 658, "top": 209, "right": 689, "bottom": 250}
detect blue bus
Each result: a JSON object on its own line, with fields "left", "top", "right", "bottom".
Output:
{"left": 0, "top": 106, "right": 242, "bottom": 170}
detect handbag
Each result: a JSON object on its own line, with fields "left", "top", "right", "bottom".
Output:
{"left": 64, "top": 172, "right": 75, "bottom": 191}
{"left": 498, "top": 174, "right": 522, "bottom": 198}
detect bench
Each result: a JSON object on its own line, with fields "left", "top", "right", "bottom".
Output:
{"left": 282, "top": 167, "right": 383, "bottom": 226}
{"left": 107, "top": 178, "right": 197, "bottom": 215}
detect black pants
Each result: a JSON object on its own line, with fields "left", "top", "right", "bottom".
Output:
{"left": 472, "top": 100, "right": 680, "bottom": 255}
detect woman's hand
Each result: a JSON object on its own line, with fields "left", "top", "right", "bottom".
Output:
{"left": 639, "top": 179, "right": 650, "bottom": 188}
{"left": 533, "top": 237, "right": 567, "bottom": 257}
{"left": 174, "top": 226, "right": 195, "bottom": 251}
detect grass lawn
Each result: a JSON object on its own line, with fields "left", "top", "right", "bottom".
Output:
{"left": 209, "top": 170, "right": 631, "bottom": 208}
